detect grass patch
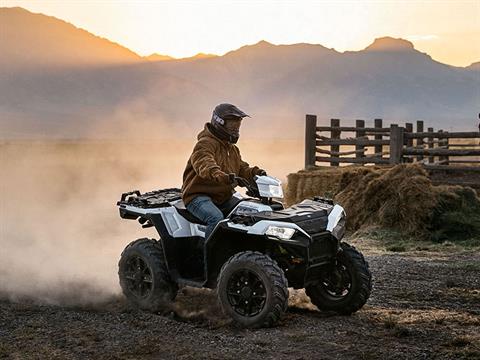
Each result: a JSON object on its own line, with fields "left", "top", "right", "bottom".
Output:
{"left": 382, "top": 315, "right": 398, "bottom": 329}
{"left": 381, "top": 315, "right": 412, "bottom": 338}
{"left": 430, "top": 187, "right": 480, "bottom": 242}
{"left": 286, "top": 332, "right": 309, "bottom": 343}
{"left": 456, "top": 262, "right": 480, "bottom": 271}
{"left": 355, "top": 227, "right": 480, "bottom": 252}
{"left": 385, "top": 244, "right": 407, "bottom": 252}
{"left": 444, "top": 237, "right": 480, "bottom": 248}
{"left": 355, "top": 227, "right": 430, "bottom": 252}
{"left": 392, "top": 326, "right": 412, "bottom": 338}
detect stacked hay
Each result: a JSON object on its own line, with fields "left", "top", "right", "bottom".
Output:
{"left": 335, "top": 164, "right": 437, "bottom": 235}
{"left": 286, "top": 164, "right": 480, "bottom": 241}
{"left": 285, "top": 166, "right": 353, "bottom": 206}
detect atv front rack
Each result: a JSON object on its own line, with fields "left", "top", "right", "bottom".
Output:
{"left": 313, "top": 196, "right": 334, "bottom": 205}
{"left": 117, "top": 188, "right": 182, "bottom": 209}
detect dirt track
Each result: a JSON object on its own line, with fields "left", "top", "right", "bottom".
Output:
{"left": 1, "top": 240, "right": 479, "bottom": 360}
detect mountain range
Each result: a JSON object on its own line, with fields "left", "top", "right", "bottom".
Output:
{"left": 1, "top": 6, "right": 478, "bottom": 139}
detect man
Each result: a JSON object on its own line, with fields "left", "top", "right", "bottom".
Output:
{"left": 181, "top": 103, "right": 266, "bottom": 241}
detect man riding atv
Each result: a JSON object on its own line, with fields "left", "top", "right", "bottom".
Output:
{"left": 181, "top": 103, "right": 266, "bottom": 240}
{"left": 117, "top": 105, "right": 372, "bottom": 327}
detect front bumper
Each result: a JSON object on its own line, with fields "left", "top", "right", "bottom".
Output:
{"left": 281, "top": 230, "right": 339, "bottom": 288}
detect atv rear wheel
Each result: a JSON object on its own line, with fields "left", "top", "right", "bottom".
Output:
{"left": 217, "top": 251, "right": 288, "bottom": 328}
{"left": 118, "top": 238, "right": 177, "bottom": 312}
{"left": 306, "top": 242, "right": 371, "bottom": 314}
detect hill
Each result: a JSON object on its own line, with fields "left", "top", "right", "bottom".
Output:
{"left": 1, "top": 7, "right": 478, "bottom": 138}
{"left": 0, "top": 7, "right": 142, "bottom": 70}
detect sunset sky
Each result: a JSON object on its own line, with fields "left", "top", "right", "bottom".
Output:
{"left": 3, "top": 0, "right": 480, "bottom": 67}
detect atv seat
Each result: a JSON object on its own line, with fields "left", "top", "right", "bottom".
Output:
{"left": 173, "top": 198, "right": 243, "bottom": 225}
{"left": 173, "top": 201, "right": 206, "bottom": 225}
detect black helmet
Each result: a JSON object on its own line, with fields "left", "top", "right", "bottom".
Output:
{"left": 210, "top": 103, "right": 249, "bottom": 143}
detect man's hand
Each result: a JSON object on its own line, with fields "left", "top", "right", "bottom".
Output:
{"left": 228, "top": 173, "right": 238, "bottom": 187}
{"left": 228, "top": 173, "right": 250, "bottom": 188}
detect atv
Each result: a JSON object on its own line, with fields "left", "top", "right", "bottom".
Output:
{"left": 116, "top": 175, "right": 372, "bottom": 328}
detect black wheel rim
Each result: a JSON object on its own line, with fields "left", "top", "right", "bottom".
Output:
{"left": 321, "top": 262, "right": 352, "bottom": 299}
{"left": 226, "top": 269, "right": 267, "bottom": 317}
{"left": 123, "top": 255, "right": 153, "bottom": 298}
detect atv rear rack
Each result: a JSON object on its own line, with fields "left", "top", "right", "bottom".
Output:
{"left": 117, "top": 188, "right": 182, "bottom": 209}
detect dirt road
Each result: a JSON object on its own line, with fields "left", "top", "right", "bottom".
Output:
{"left": 1, "top": 241, "right": 479, "bottom": 360}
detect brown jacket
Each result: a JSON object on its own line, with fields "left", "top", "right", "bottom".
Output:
{"left": 181, "top": 123, "right": 264, "bottom": 205}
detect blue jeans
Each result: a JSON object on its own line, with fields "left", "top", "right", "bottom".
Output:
{"left": 186, "top": 195, "right": 238, "bottom": 240}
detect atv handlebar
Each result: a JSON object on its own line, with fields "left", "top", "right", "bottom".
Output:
{"left": 234, "top": 176, "right": 261, "bottom": 198}
{"left": 234, "top": 176, "right": 251, "bottom": 188}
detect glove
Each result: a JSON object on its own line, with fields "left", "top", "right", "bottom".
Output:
{"left": 228, "top": 173, "right": 238, "bottom": 187}
{"left": 228, "top": 173, "right": 250, "bottom": 188}
{"left": 236, "top": 177, "right": 251, "bottom": 188}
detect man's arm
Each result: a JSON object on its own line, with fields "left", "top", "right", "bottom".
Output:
{"left": 191, "top": 140, "right": 230, "bottom": 184}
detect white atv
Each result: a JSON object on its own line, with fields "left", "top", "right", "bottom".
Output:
{"left": 117, "top": 175, "right": 372, "bottom": 328}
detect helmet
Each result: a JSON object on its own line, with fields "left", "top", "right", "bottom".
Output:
{"left": 210, "top": 103, "right": 249, "bottom": 144}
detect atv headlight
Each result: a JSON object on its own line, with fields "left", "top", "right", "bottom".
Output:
{"left": 268, "top": 185, "right": 283, "bottom": 198}
{"left": 327, "top": 205, "right": 346, "bottom": 240}
{"left": 331, "top": 214, "right": 346, "bottom": 240}
{"left": 266, "top": 226, "right": 295, "bottom": 240}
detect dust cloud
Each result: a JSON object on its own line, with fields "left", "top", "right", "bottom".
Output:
{"left": 0, "top": 135, "right": 302, "bottom": 306}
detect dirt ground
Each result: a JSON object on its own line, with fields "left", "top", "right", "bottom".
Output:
{"left": 1, "top": 239, "right": 479, "bottom": 360}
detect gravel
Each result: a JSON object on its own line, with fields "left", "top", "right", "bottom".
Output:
{"left": 1, "top": 241, "right": 479, "bottom": 360}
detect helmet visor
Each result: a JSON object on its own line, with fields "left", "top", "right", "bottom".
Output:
{"left": 224, "top": 118, "right": 242, "bottom": 135}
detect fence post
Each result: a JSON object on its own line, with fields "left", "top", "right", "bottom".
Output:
{"left": 405, "top": 122, "right": 413, "bottom": 163}
{"left": 428, "top": 127, "right": 434, "bottom": 164}
{"left": 331, "top": 118, "right": 340, "bottom": 166}
{"left": 356, "top": 119, "right": 365, "bottom": 159}
{"left": 374, "top": 118, "right": 383, "bottom": 159}
{"left": 417, "top": 120, "right": 424, "bottom": 162}
{"left": 438, "top": 129, "right": 444, "bottom": 164}
{"left": 444, "top": 131, "right": 450, "bottom": 165}
{"left": 390, "top": 124, "right": 404, "bottom": 164}
{"left": 305, "top": 114, "right": 317, "bottom": 169}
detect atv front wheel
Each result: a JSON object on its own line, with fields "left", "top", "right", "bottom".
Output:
{"left": 118, "top": 238, "right": 177, "bottom": 311}
{"left": 306, "top": 242, "right": 371, "bottom": 314}
{"left": 217, "top": 251, "right": 288, "bottom": 328}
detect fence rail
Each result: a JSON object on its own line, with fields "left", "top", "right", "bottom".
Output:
{"left": 305, "top": 115, "right": 480, "bottom": 171}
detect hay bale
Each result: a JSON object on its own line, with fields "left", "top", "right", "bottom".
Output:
{"left": 285, "top": 166, "right": 354, "bottom": 206}
{"left": 285, "top": 164, "right": 480, "bottom": 241}
{"left": 334, "top": 164, "right": 437, "bottom": 235}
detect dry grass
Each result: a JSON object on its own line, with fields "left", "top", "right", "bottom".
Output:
{"left": 286, "top": 163, "right": 480, "bottom": 241}
{"left": 335, "top": 164, "right": 436, "bottom": 234}
{"left": 284, "top": 165, "right": 357, "bottom": 205}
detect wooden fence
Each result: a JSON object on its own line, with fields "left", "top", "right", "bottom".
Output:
{"left": 305, "top": 115, "right": 480, "bottom": 173}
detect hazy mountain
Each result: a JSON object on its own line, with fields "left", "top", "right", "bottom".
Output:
{"left": 0, "top": 7, "right": 142, "bottom": 70}
{"left": 186, "top": 53, "right": 217, "bottom": 60}
{"left": 364, "top": 36, "right": 416, "bottom": 52}
{"left": 146, "top": 54, "right": 175, "bottom": 62}
{"left": 467, "top": 62, "right": 480, "bottom": 71}
{"left": 148, "top": 37, "right": 479, "bottom": 134}
{"left": 1, "top": 7, "right": 478, "bottom": 139}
